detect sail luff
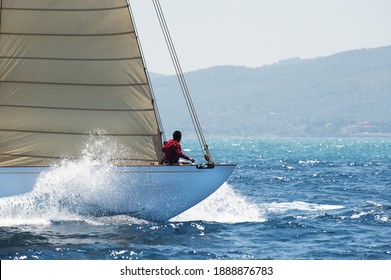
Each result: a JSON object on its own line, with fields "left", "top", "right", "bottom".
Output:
{"left": 126, "top": 0, "right": 166, "bottom": 144}
{"left": 0, "top": 0, "right": 163, "bottom": 167}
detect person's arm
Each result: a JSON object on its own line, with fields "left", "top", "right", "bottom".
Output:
{"left": 176, "top": 144, "right": 195, "bottom": 163}
{"left": 182, "top": 155, "right": 195, "bottom": 163}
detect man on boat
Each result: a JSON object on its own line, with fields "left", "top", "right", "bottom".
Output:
{"left": 162, "top": 131, "right": 195, "bottom": 165}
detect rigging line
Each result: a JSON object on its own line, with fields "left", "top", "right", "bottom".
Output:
{"left": 154, "top": 0, "right": 212, "bottom": 163}
{"left": 152, "top": 0, "right": 213, "bottom": 163}
{"left": 152, "top": 2, "right": 195, "bottom": 128}
{"left": 154, "top": 2, "right": 207, "bottom": 152}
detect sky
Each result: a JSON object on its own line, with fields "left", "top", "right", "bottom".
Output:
{"left": 130, "top": 0, "right": 391, "bottom": 75}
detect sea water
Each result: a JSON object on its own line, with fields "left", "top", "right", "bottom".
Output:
{"left": 0, "top": 138, "right": 390, "bottom": 260}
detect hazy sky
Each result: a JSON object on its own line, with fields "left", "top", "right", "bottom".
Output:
{"left": 130, "top": 0, "right": 391, "bottom": 75}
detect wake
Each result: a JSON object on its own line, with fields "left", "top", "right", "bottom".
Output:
{"left": 172, "top": 183, "right": 266, "bottom": 223}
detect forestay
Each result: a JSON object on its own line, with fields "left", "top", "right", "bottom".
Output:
{"left": 0, "top": 0, "right": 164, "bottom": 167}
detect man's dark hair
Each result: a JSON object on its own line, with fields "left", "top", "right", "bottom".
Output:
{"left": 173, "top": 130, "right": 182, "bottom": 141}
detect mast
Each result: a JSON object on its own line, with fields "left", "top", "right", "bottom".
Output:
{"left": 152, "top": 0, "right": 213, "bottom": 164}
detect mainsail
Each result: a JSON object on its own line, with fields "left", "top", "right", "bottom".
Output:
{"left": 0, "top": 0, "right": 164, "bottom": 167}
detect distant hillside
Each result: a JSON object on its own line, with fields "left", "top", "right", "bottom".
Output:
{"left": 150, "top": 45, "right": 391, "bottom": 138}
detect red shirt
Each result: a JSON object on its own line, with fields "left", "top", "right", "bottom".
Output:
{"left": 162, "top": 139, "right": 188, "bottom": 163}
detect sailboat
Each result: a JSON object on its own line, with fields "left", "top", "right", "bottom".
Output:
{"left": 0, "top": 0, "right": 235, "bottom": 220}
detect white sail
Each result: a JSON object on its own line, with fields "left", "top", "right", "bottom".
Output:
{"left": 0, "top": 0, "right": 163, "bottom": 167}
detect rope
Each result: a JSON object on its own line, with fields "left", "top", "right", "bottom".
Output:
{"left": 152, "top": 0, "right": 213, "bottom": 164}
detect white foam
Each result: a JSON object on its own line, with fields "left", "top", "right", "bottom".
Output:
{"left": 267, "top": 201, "right": 344, "bottom": 213}
{"left": 351, "top": 212, "right": 367, "bottom": 219}
{"left": 172, "top": 183, "right": 266, "bottom": 223}
{"left": 0, "top": 133, "right": 129, "bottom": 226}
{"left": 84, "top": 215, "right": 148, "bottom": 226}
